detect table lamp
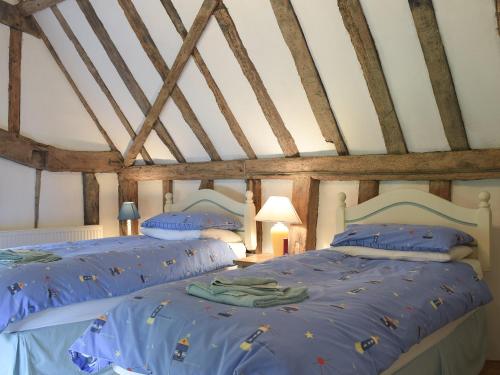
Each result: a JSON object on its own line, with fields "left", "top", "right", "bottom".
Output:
{"left": 118, "top": 202, "right": 140, "bottom": 236}
{"left": 255, "top": 196, "right": 302, "bottom": 256}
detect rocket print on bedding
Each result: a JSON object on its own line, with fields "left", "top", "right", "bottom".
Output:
{"left": 70, "top": 249, "right": 492, "bottom": 375}
{"left": 0, "top": 236, "right": 238, "bottom": 332}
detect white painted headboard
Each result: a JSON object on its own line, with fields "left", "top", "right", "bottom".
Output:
{"left": 164, "top": 189, "right": 257, "bottom": 251}
{"left": 336, "top": 189, "right": 492, "bottom": 271}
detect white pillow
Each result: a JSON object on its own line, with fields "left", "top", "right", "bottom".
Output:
{"left": 140, "top": 227, "right": 201, "bottom": 240}
{"left": 331, "top": 245, "right": 474, "bottom": 262}
{"left": 201, "top": 228, "right": 242, "bottom": 243}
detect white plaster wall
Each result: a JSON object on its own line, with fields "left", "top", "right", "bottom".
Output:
{"left": 38, "top": 171, "right": 84, "bottom": 228}
{"left": 96, "top": 173, "right": 119, "bottom": 238}
{"left": 0, "top": 24, "right": 9, "bottom": 130}
{"left": 0, "top": 158, "right": 35, "bottom": 230}
{"left": 21, "top": 34, "right": 108, "bottom": 151}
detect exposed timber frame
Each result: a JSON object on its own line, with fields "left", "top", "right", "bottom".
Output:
{"left": 270, "top": 0, "right": 348, "bottom": 155}
{"left": 497, "top": 0, "right": 500, "bottom": 36}
{"left": 159, "top": 0, "right": 257, "bottom": 159}
{"left": 122, "top": 0, "right": 221, "bottom": 166}
{"left": 429, "top": 180, "right": 451, "bottom": 201}
{"left": 120, "top": 148, "right": 500, "bottom": 181}
{"left": 358, "top": 180, "right": 379, "bottom": 203}
{"left": 290, "top": 177, "right": 319, "bottom": 253}
{"left": 0, "top": 0, "right": 40, "bottom": 37}
{"left": 0, "top": 128, "right": 122, "bottom": 172}
{"left": 76, "top": 0, "right": 185, "bottom": 163}
{"left": 83, "top": 173, "right": 100, "bottom": 225}
{"left": 409, "top": 0, "right": 469, "bottom": 151}
{"left": 51, "top": 5, "right": 153, "bottom": 163}
{"left": 18, "top": 0, "right": 63, "bottom": 15}
{"left": 246, "top": 179, "right": 262, "bottom": 253}
{"left": 214, "top": 3, "right": 299, "bottom": 157}
{"left": 8, "top": 27, "right": 21, "bottom": 135}
{"left": 338, "top": 0, "right": 407, "bottom": 155}
{"left": 117, "top": 0, "right": 221, "bottom": 165}
{"left": 118, "top": 175, "right": 139, "bottom": 235}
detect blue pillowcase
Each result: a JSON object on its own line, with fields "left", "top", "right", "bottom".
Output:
{"left": 331, "top": 224, "right": 474, "bottom": 253}
{"left": 141, "top": 212, "right": 242, "bottom": 231}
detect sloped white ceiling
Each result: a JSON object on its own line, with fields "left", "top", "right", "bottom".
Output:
{"left": 9, "top": 0, "right": 496, "bottom": 161}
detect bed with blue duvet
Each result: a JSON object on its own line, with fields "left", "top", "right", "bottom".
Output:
{"left": 69, "top": 249, "right": 492, "bottom": 375}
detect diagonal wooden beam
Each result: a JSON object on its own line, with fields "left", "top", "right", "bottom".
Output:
{"left": 8, "top": 28, "right": 21, "bottom": 135}
{"left": 18, "top": 0, "right": 63, "bottom": 15}
{"left": 214, "top": 3, "right": 299, "bottom": 157}
{"left": 37, "top": 22, "right": 120, "bottom": 154}
{"left": 270, "top": 0, "right": 348, "bottom": 156}
{"left": 51, "top": 6, "right": 153, "bottom": 164}
{"left": 76, "top": 0, "right": 185, "bottom": 163}
{"left": 159, "top": 0, "right": 256, "bottom": 160}
{"left": 409, "top": 0, "right": 469, "bottom": 151}
{"left": 0, "top": 0, "right": 40, "bottom": 37}
{"left": 122, "top": 0, "right": 220, "bottom": 167}
{"left": 338, "top": 0, "right": 407, "bottom": 155}
{"left": 116, "top": 0, "right": 221, "bottom": 165}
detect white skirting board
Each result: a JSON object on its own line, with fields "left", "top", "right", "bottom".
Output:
{"left": 0, "top": 225, "right": 103, "bottom": 248}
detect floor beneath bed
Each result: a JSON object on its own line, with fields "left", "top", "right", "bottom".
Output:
{"left": 481, "top": 361, "right": 500, "bottom": 374}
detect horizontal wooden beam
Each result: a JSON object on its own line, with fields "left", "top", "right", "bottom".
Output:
{"left": 18, "top": 0, "right": 64, "bottom": 15}
{"left": 121, "top": 148, "right": 500, "bottom": 181}
{"left": 0, "top": 128, "right": 123, "bottom": 172}
{"left": 0, "top": 0, "right": 40, "bottom": 37}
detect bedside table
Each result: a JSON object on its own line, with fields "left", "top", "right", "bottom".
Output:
{"left": 233, "top": 254, "right": 274, "bottom": 268}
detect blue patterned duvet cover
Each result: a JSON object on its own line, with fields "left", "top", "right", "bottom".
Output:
{"left": 70, "top": 249, "right": 492, "bottom": 375}
{"left": 0, "top": 236, "right": 238, "bottom": 333}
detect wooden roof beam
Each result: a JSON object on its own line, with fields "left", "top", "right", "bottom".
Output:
{"left": 159, "top": 0, "right": 257, "bottom": 159}
{"left": 121, "top": 148, "right": 500, "bottom": 182}
{"left": 0, "top": 0, "right": 40, "bottom": 37}
{"left": 338, "top": 0, "right": 407, "bottom": 155}
{"left": 76, "top": 0, "right": 185, "bottom": 163}
{"left": 0, "top": 128, "right": 122, "bottom": 172}
{"left": 18, "top": 0, "right": 63, "bottom": 15}
{"left": 409, "top": 0, "right": 469, "bottom": 151}
{"left": 117, "top": 0, "right": 221, "bottom": 165}
{"left": 214, "top": 3, "right": 299, "bottom": 157}
{"left": 270, "top": 0, "right": 348, "bottom": 156}
{"left": 123, "top": 0, "right": 220, "bottom": 167}
{"left": 51, "top": 6, "right": 153, "bottom": 164}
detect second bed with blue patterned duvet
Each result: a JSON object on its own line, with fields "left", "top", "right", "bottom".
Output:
{"left": 69, "top": 249, "right": 492, "bottom": 375}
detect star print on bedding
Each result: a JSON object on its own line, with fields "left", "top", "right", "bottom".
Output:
{"left": 0, "top": 236, "right": 238, "bottom": 332}
{"left": 69, "top": 249, "right": 492, "bottom": 375}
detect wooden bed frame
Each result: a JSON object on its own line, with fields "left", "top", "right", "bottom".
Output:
{"left": 336, "top": 189, "right": 492, "bottom": 271}
{"left": 164, "top": 189, "right": 257, "bottom": 251}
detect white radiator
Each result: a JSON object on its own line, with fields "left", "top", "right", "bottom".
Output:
{"left": 0, "top": 225, "right": 104, "bottom": 248}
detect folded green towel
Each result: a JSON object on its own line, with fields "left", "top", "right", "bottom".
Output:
{"left": 186, "top": 277, "right": 308, "bottom": 308}
{"left": 0, "top": 249, "right": 62, "bottom": 266}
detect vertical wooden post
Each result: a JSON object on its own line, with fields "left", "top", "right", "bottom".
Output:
{"left": 162, "top": 180, "right": 173, "bottom": 212}
{"left": 83, "top": 173, "right": 100, "bottom": 225}
{"left": 246, "top": 179, "right": 262, "bottom": 253}
{"left": 199, "top": 179, "right": 214, "bottom": 190}
{"left": 118, "top": 175, "right": 139, "bottom": 235}
{"left": 8, "top": 28, "right": 21, "bottom": 135}
{"left": 358, "top": 180, "right": 379, "bottom": 203}
{"left": 429, "top": 180, "right": 451, "bottom": 201}
{"left": 289, "top": 177, "right": 320, "bottom": 253}
{"left": 34, "top": 169, "right": 41, "bottom": 228}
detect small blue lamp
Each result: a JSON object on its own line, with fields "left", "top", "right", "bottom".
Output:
{"left": 118, "top": 202, "right": 140, "bottom": 236}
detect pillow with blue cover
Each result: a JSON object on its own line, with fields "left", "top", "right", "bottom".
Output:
{"left": 141, "top": 212, "right": 242, "bottom": 231}
{"left": 331, "top": 224, "right": 474, "bottom": 253}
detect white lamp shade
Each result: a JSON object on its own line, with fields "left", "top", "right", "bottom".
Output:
{"left": 255, "top": 196, "right": 302, "bottom": 224}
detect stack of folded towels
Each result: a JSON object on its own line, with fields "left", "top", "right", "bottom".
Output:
{"left": 0, "top": 249, "right": 61, "bottom": 266}
{"left": 186, "top": 276, "right": 308, "bottom": 308}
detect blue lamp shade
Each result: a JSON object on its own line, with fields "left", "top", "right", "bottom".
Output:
{"left": 118, "top": 202, "right": 140, "bottom": 221}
